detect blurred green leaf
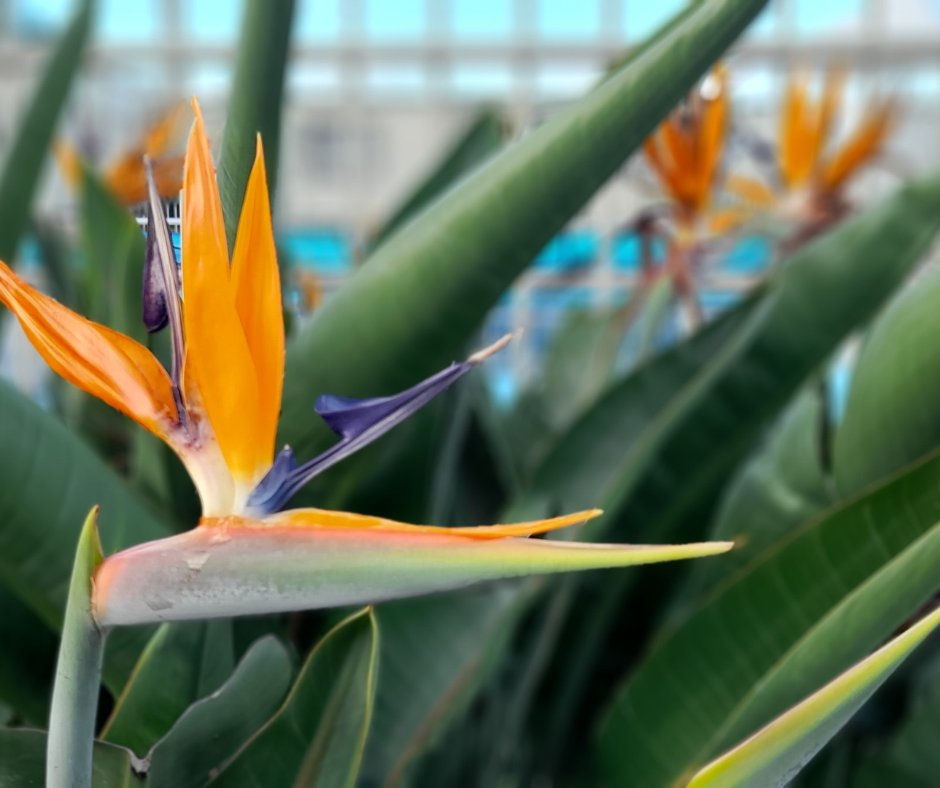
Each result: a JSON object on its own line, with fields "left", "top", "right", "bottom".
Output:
{"left": 77, "top": 167, "right": 146, "bottom": 341}
{"left": 279, "top": 0, "right": 769, "bottom": 474}
{"left": 596, "top": 445, "right": 940, "bottom": 786}
{"left": 0, "top": 0, "right": 93, "bottom": 264}
{"left": 0, "top": 586, "right": 56, "bottom": 725}
{"left": 689, "top": 606, "right": 940, "bottom": 788}
{"left": 213, "top": 608, "right": 378, "bottom": 788}
{"left": 31, "top": 217, "right": 75, "bottom": 305}
{"left": 102, "top": 621, "right": 234, "bottom": 756}
{"left": 145, "top": 636, "right": 293, "bottom": 788}
{"left": 674, "top": 385, "right": 834, "bottom": 612}
{"left": 361, "top": 586, "right": 530, "bottom": 786}
{"left": 0, "top": 380, "right": 169, "bottom": 688}
{"left": 218, "top": 0, "right": 295, "bottom": 250}
{"left": 835, "top": 267, "right": 940, "bottom": 495}
{"left": 371, "top": 108, "right": 506, "bottom": 248}
{"left": 0, "top": 728, "right": 141, "bottom": 787}
{"left": 854, "top": 646, "right": 940, "bottom": 788}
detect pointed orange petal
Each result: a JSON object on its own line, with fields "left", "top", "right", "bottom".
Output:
{"left": 54, "top": 142, "right": 83, "bottom": 190}
{"left": 821, "top": 99, "right": 895, "bottom": 192}
{"left": 0, "top": 261, "right": 176, "bottom": 438}
{"left": 694, "top": 68, "right": 728, "bottom": 212}
{"left": 780, "top": 75, "right": 813, "bottom": 187}
{"left": 230, "top": 137, "right": 284, "bottom": 469}
{"left": 251, "top": 507, "right": 604, "bottom": 540}
{"left": 143, "top": 102, "right": 187, "bottom": 157}
{"left": 182, "top": 99, "right": 261, "bottom": 482}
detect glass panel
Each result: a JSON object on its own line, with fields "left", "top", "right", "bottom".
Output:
{"left": 296, "top": 0, "right": 342, "bottom": 41}
{"left": 625, "top": 0, "right": 684, "bottom": 41}
{"left": 184, "top": 0, "right": 244, "bottom": 42}
{"left": 452, "top": 0, "right": 513, "bottom": 40}
{"left": 99, "top": 0, "right": 161, "bottom": 41}
{"left": 793, "top": 0, "right": 863, "bottom": 35}
{"left": 364, "top": 0, "right": 425, "bottom": 39}
{"left": 452, "top": 64, "right": 514, "bottom": 97}
{"left": 538, "top": 0, "right": 601, "bottom": 39}
{"left": 366, "top": 65, "right": 427, "bottom": 95}
{"left": 537, "top": 65, "right": 601, "bottom": 98}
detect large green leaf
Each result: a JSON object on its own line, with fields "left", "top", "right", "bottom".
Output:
{"left": 370, "top": 108, "right": 506, "bottom": 248}
{"left": 77, "top": 166, "right": 147, "bottom": 341}
{"left": 674, "top": 385, "right": 834, "bottom": 612}
{"left": 145, "top": 636, "right": 293, "bottom": 788}
{"left": 689, "top": 606, "right": 940, "bottom": 788}
{"left": 0, "top": 585, "right": 57, "bottom": 725}
{"left": 218, "top": 0, "right": 295, "bottom": 249}
{"left": 835, "top": 267, "right": 940, "bottom": 495}
{"left": 278, "top": 0, "right": 769, "bottom": 467}
{"left": 361, "top": 585, "right": 531, "bottom": 786}
{"left": 102, "top": 621, "right": 234, "bottom": 755}
{"left": 0, "top": 380, "right": 169, "bottom": 687}
{"left": 213, "top": 608, "right": 378, "bottom": 788}
{"left": 596, "top": 446, "right": 940, "bottom": 786}
{"left": 0, "top": 728, "right": 141, "bottom": 788}
{"left": 0, "top": 0, "right": 93, "bottom": 263}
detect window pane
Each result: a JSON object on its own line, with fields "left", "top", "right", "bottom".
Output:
{"left": 538, "top": 0, "right": 601, "bottom": 39}
{"left": 452, "top": 0, "right": 512, "bottom": 40}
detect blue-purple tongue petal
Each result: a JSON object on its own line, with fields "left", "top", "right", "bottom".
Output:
{"left": 314, "top": 363, "right": 465, "bottom": 440}
{"left": 246, "top": 334, "right": 513, "bottom": 514}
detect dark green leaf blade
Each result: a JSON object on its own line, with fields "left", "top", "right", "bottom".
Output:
{"left": 0, "top": 0, "right": 93, "bottom": 263}
{"left": 0, "top": 728, "right": 141, "bottom": 788}
{"left": 213, "top": 608, "right": 378, "bottom": 788}
{"left": 835, "top": 266, "right": 940, "bottom": 494}
{"left": 145, "top": 636, "right": 293, "bottom": 788}
{"left": 102, "top": 621, "right": 234, "bottom": 756}
{"left": 0, "top": 380, "right": 169, "bottom": 689}
{"left": 218, "top": 0, "right": 295, "bottom": 249}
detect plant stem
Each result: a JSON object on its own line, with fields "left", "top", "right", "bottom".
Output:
{"left": 46, "top": 507, "right": 106, "bottom": 788}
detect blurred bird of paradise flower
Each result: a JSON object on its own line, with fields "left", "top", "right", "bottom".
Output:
{"left": 0, "top": 99, "right": 731, "bottom": 627}
{"left": 56, "top": 103, "right": 186, "bottom": 205}
{"left": 639, "top": 66, "right": 735, "bottom": 323}
{"left": 729, "top": 71, "right": 896, "bottom": 245}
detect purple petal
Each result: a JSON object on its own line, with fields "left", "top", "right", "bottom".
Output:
{"left": 246, "top": 334, "right": 513, "bottom": 515}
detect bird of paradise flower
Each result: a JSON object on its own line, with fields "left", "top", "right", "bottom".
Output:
{"left": 56, "top": 103, "right": 186, "bottom": 206}
{"left": 729, "top": 70, "right": 896, "bottom": 248}
{"left": 638, "top": 66, "right": 734, "bottom": 326}
{"left": 0, "top": 99, "right": 732, "bottom": 627}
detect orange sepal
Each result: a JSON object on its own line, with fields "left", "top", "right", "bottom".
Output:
{"left": 780, "top": 75, "right": 813, "bottom": 188}
{"left": 821, "top": 100, "right": 895, "bottom": 192}
{"left": 230, "top": 136, "right": 284, "bottom": 470}
{"left": 0, "top": 261, "right": 177, "bottom": 438}
{"left": 181, "top": 99, "right": 261, "bottom": 481}
{"left": 222, "top": 507, "right": 605, "bottom": 541}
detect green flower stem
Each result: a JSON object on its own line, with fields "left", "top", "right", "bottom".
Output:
{"left": 46, "top": 508, "right": 106, "bottom": 788}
